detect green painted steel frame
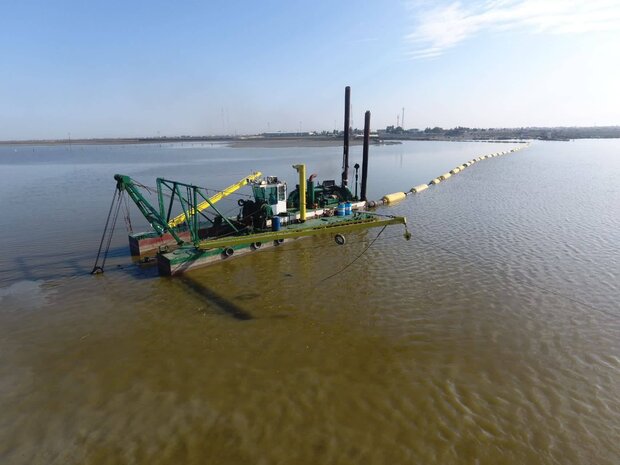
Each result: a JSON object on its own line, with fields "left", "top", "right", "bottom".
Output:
{"left": 114, "top": 174, "right": 408, "bottom": 253}
{"left": 114, "top": 174, "right": 184, "bottom": 245}
{"left": 197, "top": 215, "right": 406, "bottom": 250}
{"left": 156, "top": 177, "right": 240, "bottom": 245}
{"left": 115, "top": 173, "right": 243, "bottom": 247}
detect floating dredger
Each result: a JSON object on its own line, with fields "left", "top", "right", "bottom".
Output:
{"left": 92, "top": 87, "right": 410, "bottom": 276}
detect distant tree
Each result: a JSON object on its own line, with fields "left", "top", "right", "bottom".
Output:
{"left": 446, "top": 127, "right": 466, "bottom": 136}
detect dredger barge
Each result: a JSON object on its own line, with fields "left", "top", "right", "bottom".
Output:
{"left": 92, "top": 87, "right": 410, "bottom": 276}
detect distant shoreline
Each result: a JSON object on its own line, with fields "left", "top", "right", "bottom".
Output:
{"left": 1, "top": 129, "right": 618, "bottom": 148}
{"left": 0, "top": 136, "right": 388, "bottom": 149}
{"left": 0, "top": 137, "right": 228, "bottom": 147}
{"left": 228, "top": 137, "right": 396, "bottom": 148}
{"left": 0, "top": 136, "right": 529, "bottom": 149}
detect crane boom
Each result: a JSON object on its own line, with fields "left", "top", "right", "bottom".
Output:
{"left": 167, "top": 172, "right": 261, "bottom": 228}
{"left": 113, "top": 174, "right": 184, "bottom": 244}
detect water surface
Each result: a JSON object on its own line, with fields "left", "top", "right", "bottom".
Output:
{"left": 0, "top": 140, "right": 618, "bottom": 464}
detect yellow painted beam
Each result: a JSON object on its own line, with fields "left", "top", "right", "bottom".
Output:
{"left": 168, "top": 172, "right": 262, "bottom": 228}
{"left": 293, "top": 164, "right": 306, "bottom": 221}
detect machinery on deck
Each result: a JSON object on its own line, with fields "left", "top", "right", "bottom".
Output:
{"left": 167, "top": 172, "right": 262, "bottom": 228}
{"left": 91, "top": 86, "right": 409, "bottom": 276}
{"left": 92, "top": 165, "right": 407, "bottom": 276}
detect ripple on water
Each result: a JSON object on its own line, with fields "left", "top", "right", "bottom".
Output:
{"left": 1, "top": 141, "right": 619, "bottom": 464}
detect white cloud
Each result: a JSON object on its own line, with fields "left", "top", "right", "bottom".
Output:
{"left": 404, "top": 0, "right": 620, "bottom": 58}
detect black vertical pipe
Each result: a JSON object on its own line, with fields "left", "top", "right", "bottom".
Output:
{"left": 341, "top": 86, "right": 351, "bottom": 188}
{"left": 361, "top": 110, "right": 370, "bottom": 201}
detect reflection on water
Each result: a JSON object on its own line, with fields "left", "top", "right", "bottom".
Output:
{"left": 0, "top": 140, "right": 619, "bottom": 464}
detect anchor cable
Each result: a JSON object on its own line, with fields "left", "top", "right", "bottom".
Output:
{"left": 122, "top": 193, "right": 133, "bottom": 233}
{"left": 91, "top": 188, "right": 118, "bottom": 274}
{"left": 90, "top": 188, "right": 124, "bottom": 274}
{"left": 317, "top": 225, "right": 388, "bottom": 284}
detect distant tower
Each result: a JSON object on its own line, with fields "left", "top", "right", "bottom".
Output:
{"left": 402, "top": 108, "right": 405, "bottom": 129}
{"left": 397, "top": 114, "right": 400, "bottom": 128}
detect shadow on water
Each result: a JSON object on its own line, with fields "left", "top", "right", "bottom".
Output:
{"left": 234, "top": 292, "right": 261, "bottom": 301}
{"left": 3, "top": 245, "right": 155, "bottom": 284}
{"left": 175, "top": 275, "right": 254, "bottom": 321}
{"left": 97, "top": 249, "right": 256, "bottom": 320}
{"left": 5, "top": 241, "right": 259, "bottom": 322}
{"left": 9, "top": 251, "right": 93, "bottom": 282}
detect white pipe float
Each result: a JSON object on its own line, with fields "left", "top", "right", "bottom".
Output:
{"left": 372, "top": 145, "right": 529, "bottom": 207}
{"left": 411, "top": 184, "right": 429, "bottom": 193}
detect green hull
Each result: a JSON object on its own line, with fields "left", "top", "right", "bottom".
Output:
{"left": 157, "top": 212, "right": 406, "bottom": 275}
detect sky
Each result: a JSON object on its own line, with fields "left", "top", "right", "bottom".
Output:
{"left": 1, "top": 0, "right": 620, "bottom": 140}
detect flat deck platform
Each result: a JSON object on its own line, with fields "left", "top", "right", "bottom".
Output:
{"left": 157, "top": 211, "right": 406, "bottom": 275}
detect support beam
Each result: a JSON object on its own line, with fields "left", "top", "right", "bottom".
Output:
{"left": 293, "top": 164, "right": 306, "bottom": 221}
{"left": 361, "top": 111, "right": 370, "bottom": 201}
{"left": 167, "top": 172, "right": 261, "bottom": 228}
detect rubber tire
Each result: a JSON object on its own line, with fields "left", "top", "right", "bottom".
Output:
{"left": 335, "top": 234, "right": 346, "bottom": 246}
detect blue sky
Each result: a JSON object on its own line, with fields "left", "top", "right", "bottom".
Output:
{"left": 1, "top": 0, "right": 619, "bottom": 139}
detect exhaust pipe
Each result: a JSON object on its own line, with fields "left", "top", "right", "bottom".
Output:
{"left": 341, "top": 86, "right": 351, "bottom": 188}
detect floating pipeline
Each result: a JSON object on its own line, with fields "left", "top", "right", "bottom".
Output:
{"left": 411, "top": 184, "right": 429, "bottom": 194}
{"left": 367, "top": 143, "right": 531, "bottom": 207}
{"left": 382, "top": 192, "right": 407, "bottom": 204}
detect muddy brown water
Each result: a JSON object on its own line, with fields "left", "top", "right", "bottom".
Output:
{"left": 0, "top": 140, "right": 618, "bottom": 464}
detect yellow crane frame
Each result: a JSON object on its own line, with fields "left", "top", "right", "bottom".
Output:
{"left": 167, "top": 172, "right": 262, "bottom": 228}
